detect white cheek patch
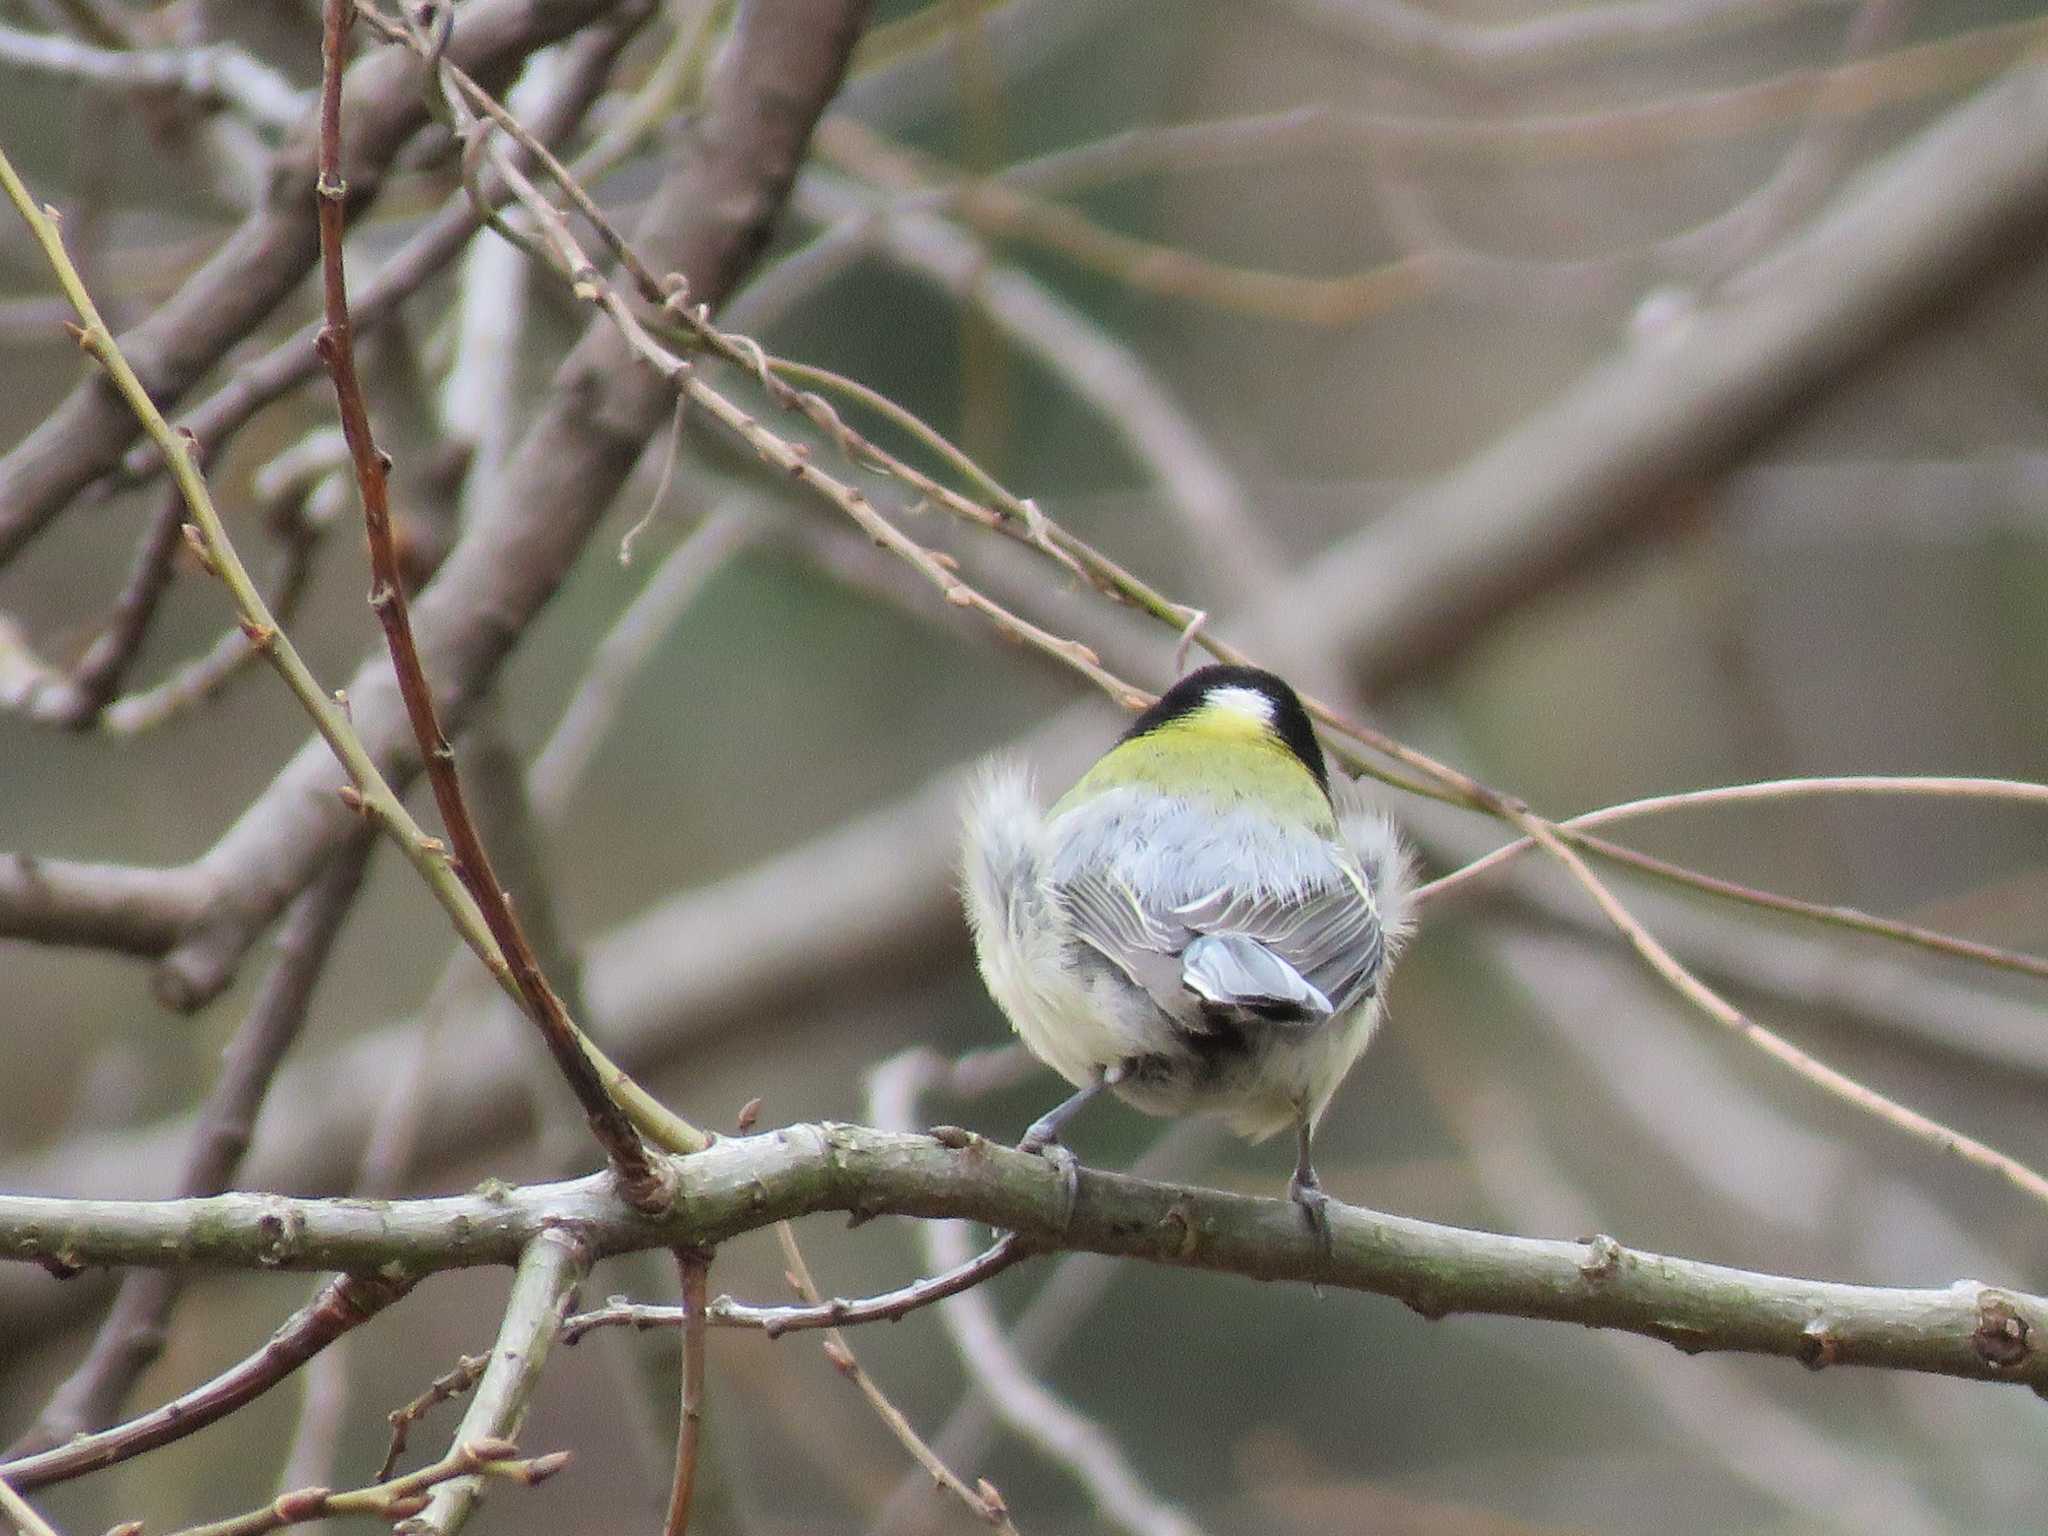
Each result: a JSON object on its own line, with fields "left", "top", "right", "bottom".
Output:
{"left": 1204, "top": 685, "right": 1275, "bottom": 725}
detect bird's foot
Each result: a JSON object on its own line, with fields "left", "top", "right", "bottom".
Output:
{"left": 1018, "top": 1129, "right": 1080, "bottom": 1233}
{"left": 1289, "top": 1167, "right": 1333, "bottom": 1289}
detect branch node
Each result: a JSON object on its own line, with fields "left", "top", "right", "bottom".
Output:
{"left": 1578, "top": 1232, "right": 1624, "bottom": 1282}
{"left": 1156, "top": 1199, "right": 1199, "bottom": 1261}
{"left": 180, "top": 523, "right": 219, "bottom": 576}
{"left": 1797, "top": 1317, "right": 1840, "bottom": 1370}
{"left": 1973, "top": 1290, "right": 2033, "bottom": 1371}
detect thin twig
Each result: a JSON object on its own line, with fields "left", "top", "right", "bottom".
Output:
{"left": 312, "top": 0, "right": 674, "bottom": 1213}
{"left": 1416, "top": 773, "right": 2048, "bottom": 979}
{"left": 1427, "top": 774, "right": 2048, "bottom": 899}
{"left": 7, "top": 481, "right": 187, "bottom": 728}
{"left": 102, "top": 440, "right": 341, "bottom": 735}
{"left": 663, "top": 1250, "right": 709, "bottom": 1536}
{"left": 565, "top": 1233, "right": 1031, "bottom": 1341}
{"left": 156, "top": 1439, "right": 565, "bottom": 1536}
{"left": 775, "top": 1223, "right": 1020, "bottom": 1533}
{"left": 874, "top": 1119, "right": 1219, "bottom": 1536}
{"left": 0, "top": 1477, "right": 65, "bottom": 1536}
{"left": 867, "top": 1056, "right": 1205, "bottom": 1536}
{"left": 379, "top": 1357, "right": 489, "bottom": 1482}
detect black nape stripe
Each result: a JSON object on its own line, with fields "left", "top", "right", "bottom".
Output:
{"left": 1122, "top": 664, "right": 1330, "bottom": 794}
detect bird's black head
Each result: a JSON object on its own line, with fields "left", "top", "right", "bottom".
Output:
{"left": 1121, "top": 664, "right": 1330, "bottom": 794}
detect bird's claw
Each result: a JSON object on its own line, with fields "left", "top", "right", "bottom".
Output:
{"left": 1019, "top": 1134, "right": 1081, "bottom": 1233}
{"left": 1289, "top": 1169, "right": 1333, "bottom": 1290}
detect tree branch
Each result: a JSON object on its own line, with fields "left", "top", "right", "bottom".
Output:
{"left": 2, "top": 1127, "right": 2042, "bottom": 1396}
{"left": 405, "top": 1228, "right": 590, "bottom": 1536}
{"left": 0, "top": 1273, "right": 413, "bottom": 1493}
{"left": 8, "top": 837, "right": 374, "bottom": 1455}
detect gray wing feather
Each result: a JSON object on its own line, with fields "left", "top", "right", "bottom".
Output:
{"left": 1057, "top": 855, "right": 1382, "bottom": 1026}
{"left": 1057, "top": 868, "right": 1190, "bottom": 1009}
{"left": 1183, "top": 933, "right": 1332, "bottom": 1016}
{"left": 1174, "top": 881, "right": 1382, "bottom": 1016}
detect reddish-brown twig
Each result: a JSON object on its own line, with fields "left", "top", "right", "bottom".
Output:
{"left": 0, "top": 1273, "right": 412, "bottom": 1493}
{"left": 313, "top": 0, "right": 671, "bottom": 1214}
{"left": 378, "top": 1354, "right": 489, "bottom": 1482}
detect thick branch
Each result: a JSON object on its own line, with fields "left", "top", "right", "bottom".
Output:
{"left": 0, "top": 854, "right": 213, "bottom": 956}
{"left": 1, "top": 1126, "right": 2041, "bottom": 1395}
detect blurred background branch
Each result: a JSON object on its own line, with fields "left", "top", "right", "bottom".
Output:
{"left": 3, "top": 0, "right": 2048, "bottom": 1533}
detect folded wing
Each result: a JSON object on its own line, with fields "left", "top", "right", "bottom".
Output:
{"left": 1058, "top": 859, "right": 1382, "bottom": 1029}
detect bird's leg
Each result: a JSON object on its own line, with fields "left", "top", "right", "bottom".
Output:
{"left": 1018, "top": 1073, "right": 1104, "bottom": 1154}
{"left": 1018, "top": 1068, "right": 1112, "bottom": 1231}
{"left": 1287, "top": 1112, "right": 1333, "bottom": 1269}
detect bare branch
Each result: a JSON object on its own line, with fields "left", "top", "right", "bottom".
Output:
{"left": 663, "top": 1249, "right": 708, "bottom": 1536}
{"left": 0, "top": 1477, "right": 64, "bottom": 1536}
{"left": 0, "top": 23, "right": 303, "bottom": 130}
{"left": 0, "top": 1274, "right": 413, "bottom": 1493}
{"left": 405, "top": 1228, "right": 591, "bottom": 1536}
{"left": 0, "top": 854, "right": 212, "bottom": 957}
{"left": 157, "top": 1439, "right": 564, "bottom": 1536}
{"left": 378, "top": 1357, "right": 488, "bottom": 1484}
{"left": 563, "top": 1231, "right": 1030, "bottom": 1340}
{"left": 869, "top": 1055, "right": 1204, "bottom": 1536}
{"left": 773, "top": 1222, "right": 1019, "bottom": 1533}
{"left": 3, "top": 1128, "right": 2044, "bottom": 1396}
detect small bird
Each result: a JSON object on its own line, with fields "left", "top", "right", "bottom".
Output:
{"left": 960, "top": 664, "right": 1412, "bottom": 1237}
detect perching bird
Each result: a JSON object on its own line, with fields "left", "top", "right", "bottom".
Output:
{"left": 960, "top": 664, "right": 1412, "bottom": 1236}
